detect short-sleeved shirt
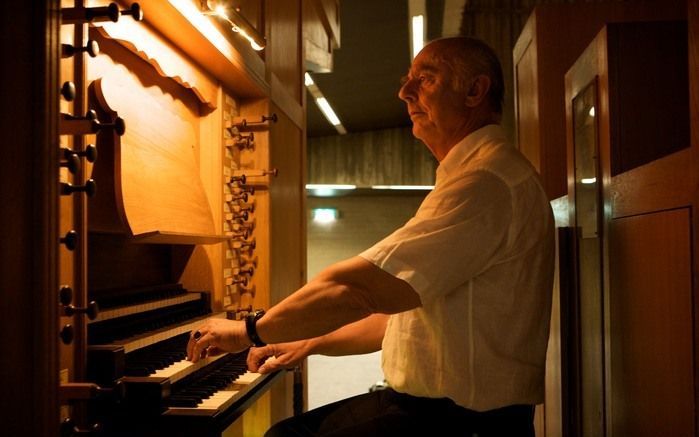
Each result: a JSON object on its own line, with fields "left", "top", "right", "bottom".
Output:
{"left": 359, "top": 124, "right": 555, "bottom": 411}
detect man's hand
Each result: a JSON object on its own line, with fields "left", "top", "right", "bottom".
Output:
{"left": 187, "top": 318, "right": 251, "bottom": 362}
{"left": 247, "top": 340, "right": 313, "bottom": 373}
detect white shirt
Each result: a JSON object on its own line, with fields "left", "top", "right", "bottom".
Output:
{"left": 359, "top": 124, "right": 555, "bottom": 411}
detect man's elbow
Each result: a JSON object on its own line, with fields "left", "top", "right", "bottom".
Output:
{"left": 344, "top": 280, "right": 422, "bottom": 315}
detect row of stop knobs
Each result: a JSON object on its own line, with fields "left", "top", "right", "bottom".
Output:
{"left": 58, "top": 4, "right": 143, "bottom": 436}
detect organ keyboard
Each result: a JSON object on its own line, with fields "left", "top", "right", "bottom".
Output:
{"left": 86, "top": 283, "right": 279, "bottom": 436}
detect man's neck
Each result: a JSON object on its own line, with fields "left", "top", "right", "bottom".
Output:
{"left": 434, "top": 113, "right": 499, "bottom": 162}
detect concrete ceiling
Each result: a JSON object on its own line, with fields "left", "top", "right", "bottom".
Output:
{"left": 306, "top": 0, "right": 461, "bottom": 138}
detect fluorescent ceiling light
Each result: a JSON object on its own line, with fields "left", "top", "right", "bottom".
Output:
{"left": 411, "top": 15, "right": 424, "bottom": 59}
{"left": 305, "top": 72, "right": 347, "bottom": 134}
{"left": 581, "top": 178, "right": 597, "bottom": 184}
{"left": 306, "top": 184, "right": 356, "bottom": 190}
{"left": 408, "top": 0, "right": 426, "bottom": 59}
{"left": 316, "top": 97, "right": 342, "bottom": 126}
{"left": 306, "top": 184, "right": 356, "bottom": 197}
{"left": 371, "top": 185, "right": 434, "bottom": 190}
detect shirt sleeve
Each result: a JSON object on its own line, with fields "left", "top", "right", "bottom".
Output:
{"left": 359, "top": 169, "right": 512, "bottom": 305}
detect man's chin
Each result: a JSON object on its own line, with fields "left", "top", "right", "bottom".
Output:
{"left": 411, "top": 125, "right": 427, "bottom": 141}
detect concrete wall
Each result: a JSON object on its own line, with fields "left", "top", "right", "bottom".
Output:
{"left": 306, "top": 191, "right": 427, "bottom": 408}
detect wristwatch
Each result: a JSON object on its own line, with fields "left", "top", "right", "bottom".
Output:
{"left": 245, "top": 309, "right": 266, "bottom": 347}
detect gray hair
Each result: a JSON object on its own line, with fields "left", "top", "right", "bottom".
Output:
{"left": 431, "top": 36, "right": 505, "bottom": 115}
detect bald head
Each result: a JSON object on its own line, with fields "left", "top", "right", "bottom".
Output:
{"left": 428, "top": 37, "right": 505, "bottom": 116}
{"left": 398, "top": 36, "right": 505, "bottom": 160}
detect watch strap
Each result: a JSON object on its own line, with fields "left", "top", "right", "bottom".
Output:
{"left": 245, "top": 309, "right": 266, "bottom": 347}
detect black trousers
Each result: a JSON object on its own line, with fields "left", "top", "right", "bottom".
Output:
{"left": 265, "top": 388, "right": 535, "bottom": 437}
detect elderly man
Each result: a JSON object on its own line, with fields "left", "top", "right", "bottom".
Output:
{"left": 188, "top": 36, "right": 554, "bottom": 437}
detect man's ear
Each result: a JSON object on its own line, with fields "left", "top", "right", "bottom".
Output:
{"left": 465, "top": 74, "right": 491, "bottom": 108}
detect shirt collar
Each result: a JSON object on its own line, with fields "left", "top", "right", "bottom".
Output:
{"left": 436, "top": 124, "right": 506, "bottom": 181}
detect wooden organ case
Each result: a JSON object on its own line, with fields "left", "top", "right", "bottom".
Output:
{"left": 564, "top": 18, "right": 692, "bottom": 437}
{"left": 54, "top": 0, "right": 314, "bottom": 435}
{"left": 513, "top": 2, "right": 695, "bottom": 436}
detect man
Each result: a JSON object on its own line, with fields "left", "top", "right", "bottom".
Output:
{"left": 188, "top": 36, "right": 554, "bottom": 436}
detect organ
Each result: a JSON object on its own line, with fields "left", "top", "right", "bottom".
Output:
{"left": 46, "top": 0, "right": 339, "bottom": 435}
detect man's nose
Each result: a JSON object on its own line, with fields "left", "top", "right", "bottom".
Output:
{"left": 398, "top": 79, "right": 416, "bottom": 102}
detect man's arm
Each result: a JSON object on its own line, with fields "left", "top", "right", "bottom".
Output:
{"left": 310, "top": 312, "right": 389, "bottom": 356}
{"left": 256, "top": 256, "right": 420, "bottom": 345}
{"left": 188, "top": 256, "right": 420, "bottom": 362}
{"left": 247, "top": 314, "right": 389, "bottom": 373}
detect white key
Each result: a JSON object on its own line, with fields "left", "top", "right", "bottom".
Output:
{"left": 151, "top": 354, "right": 227, "bottom": 383}
{"left": 165, "top": 371, "right": 263, "bottom": 415}
{"left": 235, "top": 371, "right": 261, "bottom": 384}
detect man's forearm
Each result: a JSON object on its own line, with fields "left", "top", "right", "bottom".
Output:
{"left": 255, "top": 256, "right": 420, "bottom": 346}
{"left": 257, "top": 272, "right": 374, "bottom": 345}
{"left": 308, "top": 313, "right": 389, "bottom": 356}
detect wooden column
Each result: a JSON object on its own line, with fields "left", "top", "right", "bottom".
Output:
{"left": 0, "top": 0, "right": 60, "bottom": 436}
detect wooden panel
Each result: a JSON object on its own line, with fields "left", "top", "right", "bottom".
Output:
{"left": 303, "top": 0, "right": 340, "bottom": 72}
{"left": 608, "top": 209, "right": 694, "bottom": 436}
{"left": 311, "top": 0, "right": 340, "bottom": 48}
{"left": 692, "top": 0, "right": 699, "bottom": 158}
{"left": 557, "top": 226, "right": 582, "bottom": 437}
{"left": 267, "top": 0, "right": 302, "bottom": 105}
{"left": 562, "top": 13, "right": 697, "bottom": 437}
{"left": 236, "top": 0, "right": 264, "bottom": 34}
{"left": 88, "top": 233, "right": 175, "bottom": 291}
{"left": 269, "top": 106, "right": 305, "bottom": 309}
{"left": 118, "top": 0, "right": 268, "bottom": 98}
{"left": 513, "top": 1, "right": 686, "bottom": 201}
{"left": 271, "top": 72, "right": 305, "bottom": 129}
{"left": 689, "top": 3, "right": 699, "bottom": 436}
{"left": 89, "top": 67, "right": 217, "bottom": 239}
{"left": 91, "top": 23, "right": 219, "bottom": 109}
{"left": 610, "top": 148, "right": 692, "bottom": 218}
{"left": 608, "top": 20, "right": 689, "bottom": 175}
{"left": 0, "top": 1, "right": 60, "bottom": 436}
{"left": 303, "top": 0, "right": 332, "bottom": 72}
{"left": 514, "top": 33, "right": 541, "bottom": 173}
{"left": 576, "top": 237, "right": 604, "bottom": 437}
{"left": 269, "top": 102, "right": 306, "bottom": 422}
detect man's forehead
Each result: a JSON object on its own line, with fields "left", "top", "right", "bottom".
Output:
{"left": 408, "top": 54, "right": 443, "bottom": 75}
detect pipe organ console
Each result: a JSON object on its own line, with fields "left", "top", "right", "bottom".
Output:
{"left": 55, "top": 0, "right": 309, "bottom": 435}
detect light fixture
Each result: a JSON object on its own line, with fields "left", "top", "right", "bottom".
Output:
{"left": 312, "top": 208, "right": 339, "bottom": 224}
{"left": 203, "top": 0, "right": 265, "bottom": 51}
{"left": 408, "top": 0, "right": 426, "bottom": 59}
{"left": 411, "top": 15, "right": 424, "bottom": 59}
{"left": 304, "top": 72, "right": 315, "bottom": 87}
{"left": 305, "top": 184, "right": 357, "bottom": 190}
{"left": 581, "top": 177, "right": 597, "bottom": 184}
{"left": 371, "top": 185, "right": 434, "bottom": 190}
{"left": 315, "top": 97, "right": 342, "bottom": 126}
{"left": 305, "top": 72, "right": 347, "bottom": 135}
{"left": 306, "top": 184, "right": 356, "bottom": 197}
